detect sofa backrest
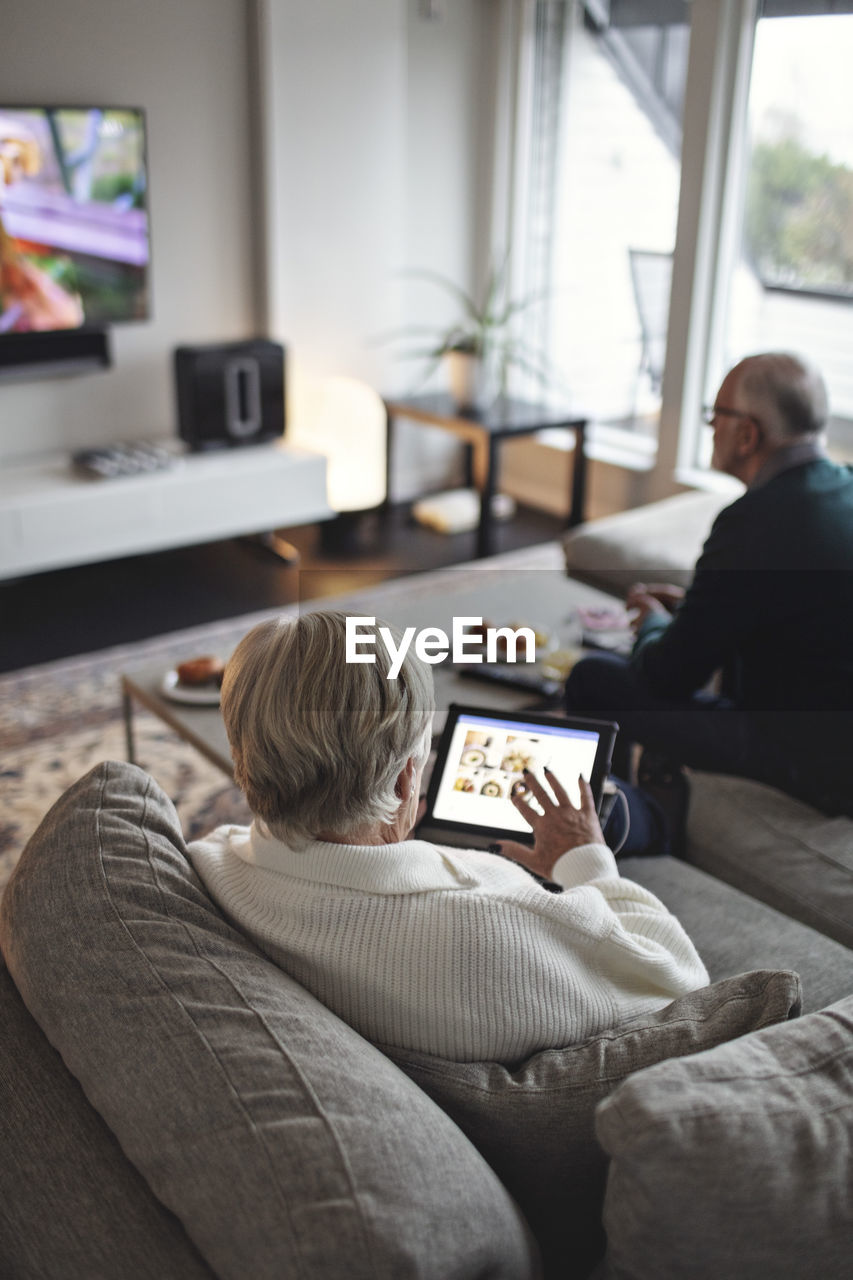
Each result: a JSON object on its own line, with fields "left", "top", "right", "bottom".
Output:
{"left": 685, "top": 770, "right": 853, "bottom": 950}
{"left": 0, "top": 761, "right": 539, "bottom": 1280}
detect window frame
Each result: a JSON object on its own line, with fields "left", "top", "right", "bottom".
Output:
{"left": 655, "top": 0, "right": 760, "bottom": 493}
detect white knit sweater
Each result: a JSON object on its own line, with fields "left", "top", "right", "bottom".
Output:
{"left": 188, "top": 825, "right": 708, "bottom": 1062}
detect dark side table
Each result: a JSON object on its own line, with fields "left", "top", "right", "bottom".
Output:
{"left": 383, "top": 393, "right": 588, "bottom": 558}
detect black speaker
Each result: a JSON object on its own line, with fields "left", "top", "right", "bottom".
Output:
{"left": 174, "top": 340, "right": 286, "bottom": 450}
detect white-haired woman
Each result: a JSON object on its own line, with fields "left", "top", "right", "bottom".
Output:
{"left": 189, "top": 611, "right": 708, "bottom": 1063}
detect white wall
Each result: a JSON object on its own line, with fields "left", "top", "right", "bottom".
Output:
{"left": 258, "top": 0, "right": 496, "bottom": 500}
{"left": 402, "top": 0, "right": 494, "bottom": 327}
{"left": 392, "top": 0, "right": 501, "bottom": 497}
{"left": 0, "top": 0, "right": 257, "bottom": 462}
{"left": 258, "top": 0, "right": 407, "bottom": 386}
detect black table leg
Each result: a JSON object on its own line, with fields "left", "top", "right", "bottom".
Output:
{"left": 381, "top": 407, "right": 394, "bottom": 519}
{"left": 477, "top": 436, "right": 500, "bottom": 559}
{"left": 462, "top": 442, "right": 475, "bottom": 489}
{"left": 567, "top": 421, "right": 588, "bottom": 527}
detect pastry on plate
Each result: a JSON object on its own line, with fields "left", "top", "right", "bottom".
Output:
{"left": 175, "top": 655, "right": 225, "bottom": 689}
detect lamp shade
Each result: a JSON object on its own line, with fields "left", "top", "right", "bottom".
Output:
{"left": 288, "top": 371, "right": 387, "bottom": 512}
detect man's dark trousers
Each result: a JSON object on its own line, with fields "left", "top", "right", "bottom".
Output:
{"left": 566, "top": 651, "right": 852, "bottom": 819}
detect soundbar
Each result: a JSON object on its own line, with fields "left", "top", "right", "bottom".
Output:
{"left": 0, "top": 328, "right": 111, "bottom": 380}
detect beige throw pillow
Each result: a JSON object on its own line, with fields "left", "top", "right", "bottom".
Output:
{"left": 595, "top": 995, "right": 853, "bottom": 1280}
{"left": 382, "top": 970, "right": 802, "bottom": 1279}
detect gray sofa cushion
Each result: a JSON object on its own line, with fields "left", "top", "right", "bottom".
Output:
{"left": 0, "top": 761, "right": 538, "bottom": 1280}
{"left": 595, "top": 995, "right": 853, "bottom": 1280}
{"left": 685, "top": 770, "right": 853, "bottom": 950}
{"left": 383, "top": 969, "right": 801, "bottom": 1280}
{"left": 621, "top": 854, "right": 853, "bottom": 1012}
{"left": 562, "top": 490, "right": 732, "bottom": 593}
{"left": 0, "top": 955, "right": 215, "bottom": 1280}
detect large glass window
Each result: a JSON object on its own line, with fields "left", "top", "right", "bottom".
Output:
{"left": 519, "top": 1, "right": 689, "bottom": 437}
{"left": 519, "top": 1, "right": 853, "bottom": 485}
{"left": 699, "top": 10, "right": 853, "bottom": 467}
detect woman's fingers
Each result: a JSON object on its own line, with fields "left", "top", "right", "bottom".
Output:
{"left": 502, "top": 770, "right": 604, "bottom": 878}
{"left": 543, "top": 767, "right": 570, "bottom": 806}
{"left": 490, "top": 838, "right": 534, "bottom": 862}
{"left": 511, "top": 769, "right": 594, "bottom": 831}
{"left": 510, "top": 788, "right": 539, "bottom": 826}
{"left": 577, "top": 775, "right": 597, "bottom": 814}
{"left": 520, "top": 769, "right": 557, "bottom": 812}
{"left": 525, "top": 767, "right": 589, "bottom": 815}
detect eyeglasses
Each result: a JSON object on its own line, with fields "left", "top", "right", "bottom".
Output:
{"left": 701, "top": 405, "right": 762, "bottom": 430}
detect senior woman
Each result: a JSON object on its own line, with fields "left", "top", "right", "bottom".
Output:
{"left": 189, "top": 610, "right": 708, "bottom": 1063}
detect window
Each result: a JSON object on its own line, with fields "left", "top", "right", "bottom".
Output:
{"left": 700, "top": 9, "right": 853, "bottom": 467}
{"left": 517, "top": 0, "right": 853, "bottom": 485}
{"left": 517, "top": 1, "right": 689, "bottom": 439}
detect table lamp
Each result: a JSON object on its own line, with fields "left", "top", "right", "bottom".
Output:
{"left": 288, "top": 371, "right": 387, "bottom": 513}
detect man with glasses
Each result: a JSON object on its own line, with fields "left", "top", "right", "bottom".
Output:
{"left": 565, "top": 352, "right": 853, "bottom": 844}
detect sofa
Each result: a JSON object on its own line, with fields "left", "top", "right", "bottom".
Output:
{"left": 562, "top": 489, "right": 853, "bottom": 950}
{"left": 1, "top": 760, "right": 852, "bottom": 1279}
{"left": 561, "top": 489, "right": 731, "bottom": 593}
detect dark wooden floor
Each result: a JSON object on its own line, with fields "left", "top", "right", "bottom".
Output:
{"left": 0, "top": 502, "right": 564, "bottom": 673}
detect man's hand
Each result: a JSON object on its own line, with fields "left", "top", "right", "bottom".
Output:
{"left": 626, "top": 582, "right": 685, "bottom": 632}
{"left": 627, "top": 582, "right": 685, "bottom": 612}
{"left": 494, "top": 770, "right": 604, "bottom": 881}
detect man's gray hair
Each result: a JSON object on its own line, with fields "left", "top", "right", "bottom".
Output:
{"left": 221, "top": 610, "right": 435, "bottom": 845}
{"left": 738, "top": 352, "right": 828, "bottom": 442}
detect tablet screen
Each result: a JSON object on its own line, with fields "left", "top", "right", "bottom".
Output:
{"left": 426, "top": 706, "right": 616, "bottom": 842}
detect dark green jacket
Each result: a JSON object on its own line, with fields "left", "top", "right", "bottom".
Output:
{"left": 632, "top": 457, "right": 853, "bottom": 717}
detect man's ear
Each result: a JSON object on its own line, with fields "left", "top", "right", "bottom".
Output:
{"left": 736, "top": 416, "right": 763, "bottom": 458}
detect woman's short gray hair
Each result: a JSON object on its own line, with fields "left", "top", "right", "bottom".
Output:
{"left": 221, "top": 610, "right": 435, "bottom": 844}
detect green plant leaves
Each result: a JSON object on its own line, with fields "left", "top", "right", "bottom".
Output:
{"left": 377, "top": 252, "right": 556, "bottom": 390}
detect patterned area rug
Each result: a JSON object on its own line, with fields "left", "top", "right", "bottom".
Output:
{"left": 1, "top": 544, "right": 570, "bottom": 895}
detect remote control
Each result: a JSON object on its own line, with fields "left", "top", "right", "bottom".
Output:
{"left": 72, "top": 443, "right": 175, "bottom": 479}
{"left": 456, "top": 662, "right": 563, "bottom": 701}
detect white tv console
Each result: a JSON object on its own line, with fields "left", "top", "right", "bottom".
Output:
{"left": 0, "top": 439, "right": 331, "bottom": 580}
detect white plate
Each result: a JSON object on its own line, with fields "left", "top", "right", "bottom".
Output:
{"left": 160, "top": 669, "right": 221, "bottom": 706}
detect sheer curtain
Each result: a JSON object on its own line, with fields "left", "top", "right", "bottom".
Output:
{"left": 510, "top": 0, "right": 687, "bottom": 437}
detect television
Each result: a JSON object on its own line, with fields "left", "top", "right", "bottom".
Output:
{"left": 0, "top": 105, "right": 150, "bottom": 375}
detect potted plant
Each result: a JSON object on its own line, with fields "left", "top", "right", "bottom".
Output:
{"left": 384, "top": 256, "right": 556, "bottom": 411}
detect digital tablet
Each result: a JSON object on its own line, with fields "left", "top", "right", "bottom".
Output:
{"left": 417, "top": 704, "right": 618, "bottom": 849}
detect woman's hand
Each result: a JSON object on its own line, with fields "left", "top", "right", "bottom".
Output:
{"left": 496, "top": 769, "right": 605, "bottom": 880}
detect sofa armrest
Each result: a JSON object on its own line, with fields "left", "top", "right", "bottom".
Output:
{"left": 0, "top": 761, "right": 539, "bottom": 1280}
{"left": 562, "top": 491, "right": 731, "bottom": 594}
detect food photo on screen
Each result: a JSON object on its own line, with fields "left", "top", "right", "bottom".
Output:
{"left": 433, "top": 714, "right": 600, "bottom": 835}
{"left": 0, "top": 106, "right": 149, "bottom": 334}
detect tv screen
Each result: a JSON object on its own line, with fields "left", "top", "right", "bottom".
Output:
{"left": 0, "top": 106, "right": 149, "bottom": 335}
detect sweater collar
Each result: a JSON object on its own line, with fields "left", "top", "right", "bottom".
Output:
{"left": 234, "top": 822, "right": 479, "bottom": 894}
{"left": 749, "top": 439, "right": 827, "bottom": 489}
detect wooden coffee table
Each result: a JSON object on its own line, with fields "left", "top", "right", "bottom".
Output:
{"left": 122, "top": 671, "right": 234, "bottom": 776}
{"left": 121, "top": 657, "right": 568, "bottom": 781}
{"left": 121, "top": 555, "right": 622, "bottom": 779}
